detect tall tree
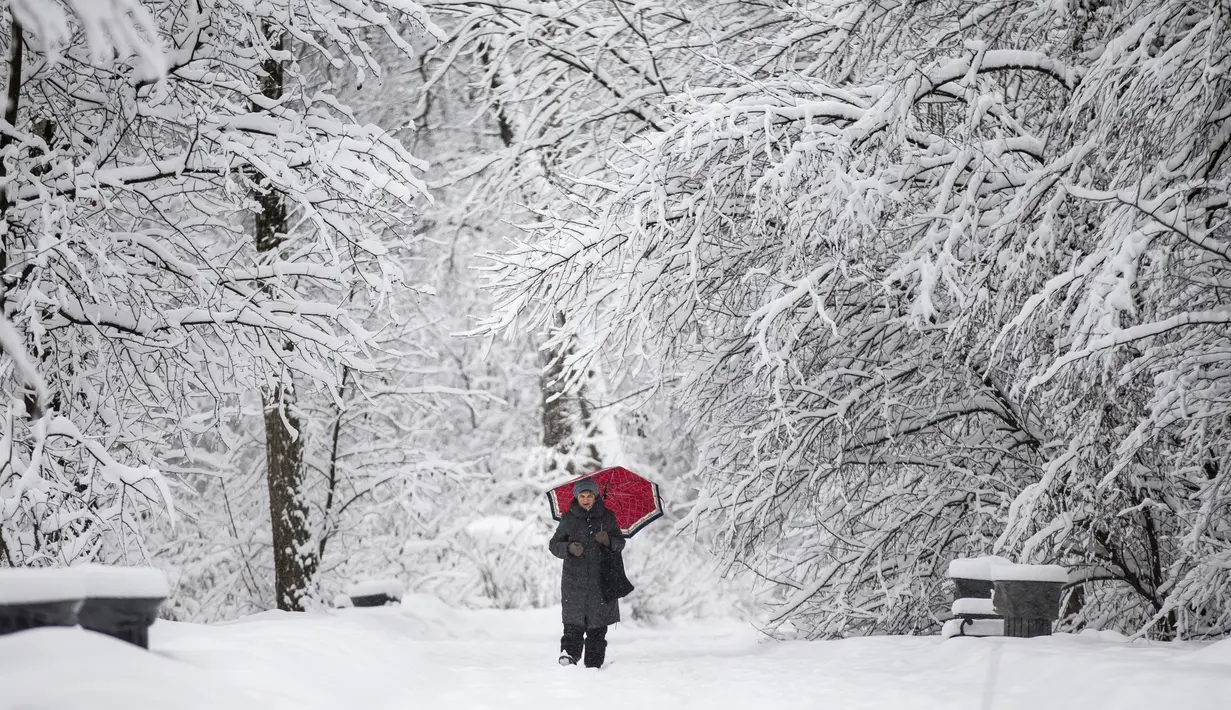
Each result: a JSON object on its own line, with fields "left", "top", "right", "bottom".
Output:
{"left": 0, "top": 1, "right": 438, "bottom": 577}
{"left": 253, "top": 26, "right": 311, "bottom": 611}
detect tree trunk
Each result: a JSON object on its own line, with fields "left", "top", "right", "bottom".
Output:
{"left": 541, "top": 312, "right": 601, "bottom": 474}
{"left": 263, "top": 383, "right": 310, "bottom": 610}
{"left": 0, "top": 17, "right": 22, "bottom": 220}
{"left": 256, "top": 29, "right": 313, "bottom": 611}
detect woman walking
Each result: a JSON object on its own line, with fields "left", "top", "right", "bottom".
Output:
{"left": 548, "top": 477, "right": 625, "bottom": 668}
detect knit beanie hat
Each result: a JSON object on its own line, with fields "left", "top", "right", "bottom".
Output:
{"left": 573, "top": 478, "right": 600, "bottom": 498}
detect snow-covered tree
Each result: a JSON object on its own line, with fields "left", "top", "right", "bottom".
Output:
{"left": 421, "top": 1, "right": 766, "bottom": 476}
{"left": 476, "top": 0, "right": 1231, "bottom": 638}
{"left": 0, "top": 0, "right": 438, "bottom": 605}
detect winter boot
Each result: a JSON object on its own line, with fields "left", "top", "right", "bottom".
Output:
{"left": 560, "top": 624, "right": 584, "bottom": 666}
{"left": 583, "top": 627, "right": 608, "bottom": 668}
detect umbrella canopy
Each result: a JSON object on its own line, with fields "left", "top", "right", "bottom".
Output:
{"left": 546, "top": 466, "right": 664, "bottom": 537}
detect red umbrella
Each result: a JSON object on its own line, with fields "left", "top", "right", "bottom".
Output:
{"left": 546, "top": 466, "right": 665, "bottom": 537}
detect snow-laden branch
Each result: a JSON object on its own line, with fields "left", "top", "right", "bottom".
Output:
{"left": 1031, "top": 308, "right": 1231, "bottom": 388}
{"left": 0, "top": 314, "right": 48, "bottom": 417}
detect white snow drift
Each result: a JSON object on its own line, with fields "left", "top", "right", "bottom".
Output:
{"left": 1, "top": 596, "right": 1228, "bottom": 710}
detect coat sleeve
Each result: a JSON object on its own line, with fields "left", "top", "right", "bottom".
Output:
{"left": 606, "top": 512, "right": 626, "bottom": 552}
{"left": 549, "top": 518, "right": 571, "bottom": 559}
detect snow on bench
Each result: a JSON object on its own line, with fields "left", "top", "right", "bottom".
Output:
{"left": 0, "top": 568, "right": 86, "bottom": 605}
{"left": 346, "top": 580, "right": 404, "bottom": 599}
{"left": 948, "top": 557, "right": 1069, "bottom": 584}
{"left": 951, "top": 598, "right": 996, "bottom": 617}
{"left": 72, "top": 565, "right": 169, "bottom": 599}
{"left": 946, "top": 555, "right": 1011, "bottom": 581}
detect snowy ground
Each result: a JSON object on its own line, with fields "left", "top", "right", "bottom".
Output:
{"left": 2, "top": 595, "right": 1229, "bottom": 710}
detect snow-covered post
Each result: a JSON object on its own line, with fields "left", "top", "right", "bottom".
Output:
{"left": 0, "top": 569, "right": 85, "bottom": 635}
{"left": 75, "top": 566, "right": 168, "bottom": 649}
{"left": 991, "top": 565, "right": 1067, "bottom": 638}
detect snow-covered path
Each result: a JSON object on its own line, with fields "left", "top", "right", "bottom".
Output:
{"left": 3, "top": 596, "right": 1229, "bottom": 710}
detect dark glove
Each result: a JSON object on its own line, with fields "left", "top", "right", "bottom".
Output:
{"left": 568, "top": 541, "right": 584, "bottom": 557}
{"left": 594, "top": 531, "right": 610, "bottom": 547}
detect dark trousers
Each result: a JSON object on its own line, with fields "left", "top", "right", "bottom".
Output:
{"left": 561, "top": 624, "right": 608, "bottom": 667}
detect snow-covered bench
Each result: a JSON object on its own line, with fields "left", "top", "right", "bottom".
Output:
{"left": 942, "top": 557, "right": 1068, "bottom": 639}
{"left": 0, "top": 566, "right": 167, "bottom": 648}
{"left": 942, "top": 557, "right": 1006, "bottom": 638}
{"left": 343, "top": 579, "right": 404, "bottom": 607}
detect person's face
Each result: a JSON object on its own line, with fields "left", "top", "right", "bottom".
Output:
{"left": 578, "top": 491, "right": 596, "bottom": 510}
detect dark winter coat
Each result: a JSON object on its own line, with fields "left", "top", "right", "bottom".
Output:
{"left": 549, "top": 497, "right": 626, "bottom": 629}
